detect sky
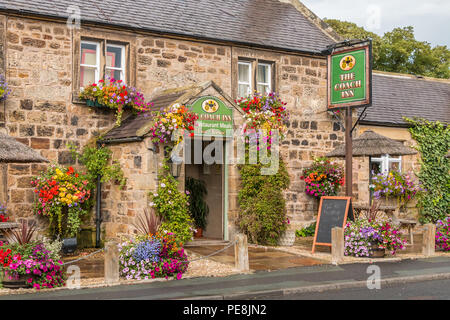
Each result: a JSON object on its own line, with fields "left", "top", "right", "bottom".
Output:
{"left": 300, "top": 0, "right": 450, "bottom": 47}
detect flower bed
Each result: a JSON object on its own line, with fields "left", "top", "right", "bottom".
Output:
{"left": 79, "top": 77, "right": 153, "bottom": 125}
{"left": 31, "top": 165, "right": 92, "bottom": 238}
{"left": 0, "top": 241, "right": 65, "bottom": 290}
{"left": 119, "top": 232, "right": 189, "bottom": 281}
{"left": 148, "top": 104, "right": 198, "bottom": 145}
{"left": 300, "top": 158, "right": 344, "bottom": 199}
{"left": 436, "top": 217, "right": 450, "bottom": 251}
{"left": 344, "top": 218, "right": 406, "bottom": 257}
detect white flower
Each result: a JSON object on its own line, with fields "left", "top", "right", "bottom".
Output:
{"left": 149, "top": 202, "right": 155, "bottom": 207}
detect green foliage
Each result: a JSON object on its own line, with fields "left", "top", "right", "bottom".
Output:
{"left": 324, "top": 19, "right": 450, "bottom": 79}
{"left": 185, "top": 177, "right": 209, "bottom": 230}
{"left": 296, "top": 222, "right": 316, "bottom": 238}
{"left": 150, "top": 162, "right": 193, "bottom": 244}
{"left": 405, "top": 117, "right": 450, "bottom": 223}
{"left": 68, "top": 142, "right": 126, "bottom": 189}
{"left": 238, "top": 154, "right": 290, "bottom": 245}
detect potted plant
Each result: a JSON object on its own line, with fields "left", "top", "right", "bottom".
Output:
{"left": 79, "top": 77, "right": 153, "bottom": 126}
{"left": 301, "top": 157, "right": 345, "bottom": 200}
{"left": 31, "top": 165, "right": 92, "bottom": 253}
{"left": 185, "top": 177, "right": 209, "bottom": 238}
{"left": 344, "top": 218, "right": 406, "bottom": 258}
{"left": 0, "top": 74, "right": 11, "bottom": 102}
{"left": 0, "top": 203, "right": 8, "bottom": 222}
{"left": 278, "top": 218, "right": 296, "bottom": 246}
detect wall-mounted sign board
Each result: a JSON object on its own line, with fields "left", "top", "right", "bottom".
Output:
{"left": 190, "top": 96, "right": 233, "bottom": 137}
{"left": 327, "top": 42, "right": 372, "bottom": 109}
{"left": 312, "top": 196, "right": 354, "bottom": 253}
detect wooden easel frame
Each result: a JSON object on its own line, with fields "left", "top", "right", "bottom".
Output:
{"left": 312, "top": 196, "right": 352, "bottom": 254}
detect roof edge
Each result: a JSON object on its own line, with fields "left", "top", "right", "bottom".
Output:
{"left": 279, "top": 0, "right": 342, "bottom": 43}
{"left": 373, "top": 70, "right": 450, "bottom": 84}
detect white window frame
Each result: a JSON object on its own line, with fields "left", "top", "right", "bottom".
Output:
{"left": 371, "top": 154, "right": 402, "bottom": 174}
{"left": 80, "top": 40, "right": 100, "bottom": 90}
{"left": 238, "top": 61, "right": 252, "bottom": 98}
{"left": 106, "top": 43, "right": 126, "bottom": 82}
{"left": 256, "top": 63, "right": 272, "bottom": 94}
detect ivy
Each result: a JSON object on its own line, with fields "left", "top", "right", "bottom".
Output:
{"left": 68, "top": 142, "right": 127, "bottom": 189}
{"left": 405, "top": 117, "right": 450, "bottom": 223}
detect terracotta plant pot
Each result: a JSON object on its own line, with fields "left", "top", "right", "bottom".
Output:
{"left": 194, "top": 228, "right": 203, "bottom": 238}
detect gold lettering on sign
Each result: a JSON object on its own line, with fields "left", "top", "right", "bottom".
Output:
{"left": 334, "top": 70, "right": 361, "bottom": 99}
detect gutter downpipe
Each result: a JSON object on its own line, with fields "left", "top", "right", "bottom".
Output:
{"left": 95, "top": 136, "right": 144, "bottom": 248}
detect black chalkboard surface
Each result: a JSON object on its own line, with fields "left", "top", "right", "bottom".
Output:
{"left": 312, "top": 196, "right": 353, "bottom": 253}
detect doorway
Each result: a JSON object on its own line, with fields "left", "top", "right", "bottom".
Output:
{"left": 185, "top": 139, "right": 225, "bottom": 240}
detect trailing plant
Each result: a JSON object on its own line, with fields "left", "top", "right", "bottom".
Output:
{"left": 405, "top": 117, "right": 450, "bottom": 223}
{"left": 119, "top": 231, "right": 189, "bottom": 281}
{"left": 31, "top": 165, "right": 92, "bottom": 238}
{"left": 370, "top": 170, "right": 423, "bottom": 209}
{"left": 238, "top": 151, "right": 290, "bottom": 246}
{"left": 185, "top": 177, "right": 209, "bottom": 231}
{"left": 300, "top": 157, "right": 345, "bottom": 199}
{"left": 149, "top": 160, "right": 193, "bottom": 244}
{"left": 69, "top": 142, "right": 126, "bottom": 189}
{"left": 0, "top": 74, "right": 11, "bottom": 102}
{"left": 148, "top": 104, "right": 198, "bottom": 145}
{"left": 295, "top": 222, "right": 316, "bottom": 238}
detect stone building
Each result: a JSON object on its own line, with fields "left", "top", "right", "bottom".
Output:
{"left": 0, "top": 1, "right": 447, "bottom": 242}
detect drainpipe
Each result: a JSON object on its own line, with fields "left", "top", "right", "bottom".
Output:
{"left": 95, "top": 140, "right": 102, "bottom": 248}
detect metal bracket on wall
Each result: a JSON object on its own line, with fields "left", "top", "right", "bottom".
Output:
{"left": 351, "top": 106, "right": 369, "bottom": 134}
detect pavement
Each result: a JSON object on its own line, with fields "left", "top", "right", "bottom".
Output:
{"left": 2, "top": 256, "right": 450, "bottom": 300}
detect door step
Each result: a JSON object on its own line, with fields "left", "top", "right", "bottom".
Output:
{"left": 185, "top": 239, "right": 230, "bottom": 247}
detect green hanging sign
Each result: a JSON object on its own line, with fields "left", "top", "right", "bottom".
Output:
{"left": 190, "top": 96, "right": 233, "bottom": 137}
{"left": 327, "top": 43, "right": 372, "bottom": 109}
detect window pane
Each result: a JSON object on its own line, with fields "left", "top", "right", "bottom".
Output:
{"left": 238, "top": 84, "right": 250, "bottom": 98}
{"left": 106, "top": 68, "right": 122, "bottom": 81}
{"left": 238, "top": 63, "right": 250, "bottom": 83}
{"left": 370, "top": 161, "right": 382, "bottom": 175}
{"left": 257, "top": 84, "right": 270, "bottom": 94}
{"left": 107, "top": 45, "right": 123, "bottom": 68}
{"left": 81, "top": 42, "right": 98, "bottom": 66}
{"left": 257, "top": 64, "right": 270, "bottom": 84}
{"left": 80, "top": 66, "right": 96, "bottom": 88}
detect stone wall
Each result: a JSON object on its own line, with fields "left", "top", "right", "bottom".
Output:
{"left": 0, "top": 14, "right": 345, "bottom": 239}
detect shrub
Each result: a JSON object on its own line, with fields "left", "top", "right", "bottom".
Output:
{"left": 185, "top": 177, "right": 209, "bottom": 230}
{"left": 238, "top": 156, "right": 290, "bottom": 245}
{"left": 300, "top": 157, "right": 344, "bottom": 199}
{"left": 435, "top": 217, "right": 450, "bottom": 251}
{"left": 295, "top": 223, "right": 316, "bottom": 238}
{"left": 119, "top": 232, "right": 189, "bottom": 281}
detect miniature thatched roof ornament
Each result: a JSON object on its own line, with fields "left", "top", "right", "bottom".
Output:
{"left": 0, "top": 132, "right": 48, "bottom": 163}
{"left": 326, "top": 130, "right": 417, "bottom": 157}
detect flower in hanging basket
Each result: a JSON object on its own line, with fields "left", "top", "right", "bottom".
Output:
{"left": 31, "top": 164, "right": 92, "bottom": 238}
{"left": 300, "top": 157, "right": 344, "bottom": 199}
{"left": 236, "top": 92, "right": 290, "bottom": 149}
{"left": 148, "top": 104, "right": 198, "bottom": 145}
{"left": 79, "top": 77, "right": 153, "bottom": 126}
{"left": 0, "top": 74, "right": 11, "bottom": 102}
{"left": 0, "top": 203, "right": 8, "bottom": 222}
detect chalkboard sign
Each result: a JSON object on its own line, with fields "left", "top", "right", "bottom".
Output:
{"left": 312, "top": 196, "right": 353, "bottom": 253}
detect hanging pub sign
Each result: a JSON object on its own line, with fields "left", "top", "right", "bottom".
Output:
{"left": 190, "top": 96, "right": 233, "bottom": 137}
{"left": 327, "top": 40, "right": 372, "bottom": 109}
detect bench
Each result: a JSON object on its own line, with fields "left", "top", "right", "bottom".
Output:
{"left": 0, "top": 222, "right": 20, "bottom": 242}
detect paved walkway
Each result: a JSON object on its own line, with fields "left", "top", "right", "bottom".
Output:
{"left": 2, "top": 256, "right": 450, "bottom": 300}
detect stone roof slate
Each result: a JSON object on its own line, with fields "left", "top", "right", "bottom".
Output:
{"left": 360, "top": 73, "right": 450, "bottom": 126}
{"left": 0, "top": 0, "right": 335, "bottom": 54}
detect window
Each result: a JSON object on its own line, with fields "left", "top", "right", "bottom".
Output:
{"left": 238, "top": 61, "right": 252, "bottom": 98}
{"left": 106, "top": 44, "right": 126, "bottom": 81}
{"left": 80, "top": 41, "right": 100, "bottom": 89}
{"left": 370, "top": 154, "right": 402, "bottom": 175}
{"left": 237, "top": 59, "right": 273, "bottom": 98}
{"left": 79, "top": 40, "right": 126, "bottom": 90}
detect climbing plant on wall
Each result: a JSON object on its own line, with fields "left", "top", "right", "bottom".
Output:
{"left": 405, "top": 117, "right": 450, "bottom": 223}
